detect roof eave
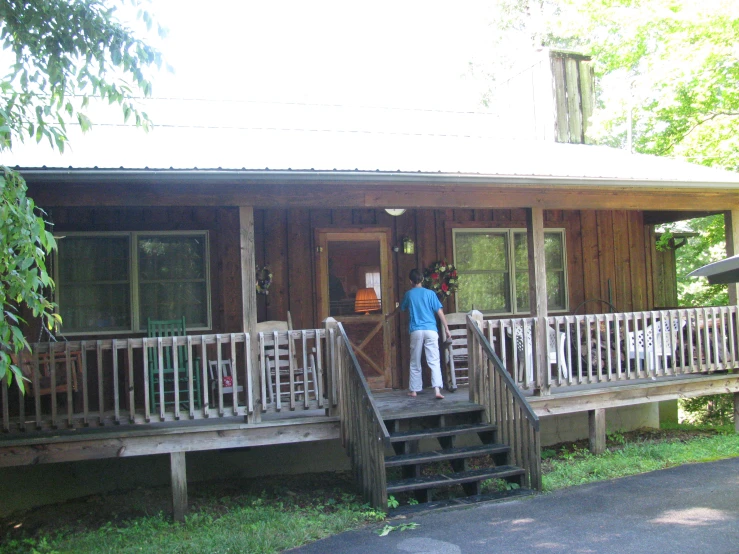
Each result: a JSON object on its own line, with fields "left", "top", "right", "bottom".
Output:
{"left": 14, "top": 168, "right": 739, "bottom": 190}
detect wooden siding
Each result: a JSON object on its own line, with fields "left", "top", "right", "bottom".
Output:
{"left": 253, "top": 208, "right": 656, "bottom": 388}
{"left": 39, "top": 206, "right": 657, "bottom": 391}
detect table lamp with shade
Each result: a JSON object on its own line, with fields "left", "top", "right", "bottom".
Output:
{"left": 354, "top": 288, "right": 381, "bottom": 314}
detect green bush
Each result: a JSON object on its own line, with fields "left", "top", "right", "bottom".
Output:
{"left": 680, "top": 394, "right": 735, "bottom": 426}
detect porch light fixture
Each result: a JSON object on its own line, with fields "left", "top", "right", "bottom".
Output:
{"left": 385, "top": 209, "right": 406, "bottom": 216}
{"left": 354, "top": 288, "right": 381, "bottom": 314}
{"left": 402, "top": 236, "right": 415, "bottom": 255}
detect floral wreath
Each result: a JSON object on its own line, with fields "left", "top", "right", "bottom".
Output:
{"left": 256, "top": 265, "right": 273, "bottom": 295}
{"left": 423, "top": 260, "right": 459, "bottom": 299}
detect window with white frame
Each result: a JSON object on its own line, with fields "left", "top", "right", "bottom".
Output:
{"left": 453, "top": 228, "right": 567, "bottom": 314}
{"left": 57, "top": 232, "right": 210, "bottom": 334}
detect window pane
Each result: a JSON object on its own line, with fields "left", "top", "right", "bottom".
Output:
{"left": 457, "top": 273, "right": 510, "bottom": 313}
{"left": 547, "top": 271, "right": 567, "bottom": 310}
{"left": 515, "top": 272, "right": 529, "bottom": 312}
{"left": 513, "top": 233, "right": 528, "bottom": 270}
{"left": 545, "top": 233, "right": 564, "bottom": 270}
{"left": 513, "top": 231, "right": 566, "bottom": 313}
{"left": 58, "top": 236, "right": 131, "bottom": 332}
{"left": 138, "top": 236, "right": 205, "bottom": 281}
{"left": 137, "top": 235, "right": 208, "bottom": 329}
{"left": 139, "top": 282, "right": 208, "bottom": 327}
{"left": 455, "top": 233, "right": 507, "bottom": 271}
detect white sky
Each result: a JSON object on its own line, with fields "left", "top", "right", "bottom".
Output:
{"left": 8, "top": 0, "right": 511, "bottom": 169}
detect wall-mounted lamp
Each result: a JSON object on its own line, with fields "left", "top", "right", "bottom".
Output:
{"left": 385, "top": 209, "right": 406, "bottom": 216}
{"left": 402, "top": 236, "right": 415, "bottom": 255}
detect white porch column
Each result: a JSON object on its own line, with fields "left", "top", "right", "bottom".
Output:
{"left": 725, "top": 209, "right": 739, "bottom": 306}
{"left": 526, "top": 208, "right": 549, "bottom": 395}
{"left": 240, "top": 207, "right": 261, "bottom": 422}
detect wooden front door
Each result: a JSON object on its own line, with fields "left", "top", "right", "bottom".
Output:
{"left": 316, "top": 228, "right": 393, "bottom": 390}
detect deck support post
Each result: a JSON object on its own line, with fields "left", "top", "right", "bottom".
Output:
{"left": 240, "top": 206, "right": 261, "bottom": 423}
{"left": 526, "top": 207, "right": 549, "bottom": 395}
{"left": 170, "top": 452, "right": 188, "bottom": 522}
{"left": 588, "top": 408, "right": 606, "bottom": 455}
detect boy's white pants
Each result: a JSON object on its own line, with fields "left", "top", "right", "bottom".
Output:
{"left": 409, "top": 330, "right": 443, "bottom": 392}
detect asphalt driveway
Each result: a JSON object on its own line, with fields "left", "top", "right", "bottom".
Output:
{"left": 293, "top": 457, "right": 739, "bottom": 554}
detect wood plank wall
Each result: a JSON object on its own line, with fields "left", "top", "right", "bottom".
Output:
{"left": 254, "top": 207, "right": 656, "bottom": 388}
{"left": 39, "top": 206, "right": 659, "bottom": 390}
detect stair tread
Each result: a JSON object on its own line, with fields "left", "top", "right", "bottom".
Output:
{"left": 390, "top": 488, "right": 535, "bottom": 516}
{"left": 388, "top": 422, "right": 496, "bottom": 443}
{"left": 387, "top": 465, "right": 525, "bottom": 493}
{"left": 385, "top": 443, "right": 510, "bottom": 467}
{"left": 381, "top": 402, "right": 485, "bottom": 421}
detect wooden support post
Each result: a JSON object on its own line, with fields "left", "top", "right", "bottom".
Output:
{"left": 170, "top": 452, "right": 187, "bottom": 522}
{"left": 734, "top": 392, "right": 739, "bottom": 434}
{"left": 726, "top": 210, "right": 739, "bottom": 306}
{"left": 240, "top": 206, "right": 261, "bottom": 422}
{"left": 588, "top": 408, "right": 606, "bottom": 455}
{"left": 324, "top": 317, "right": 339, "bottom": 417}
{"left": 467, "top": 310, "right": 484, "bottom": 404}
{"left": 526, "top": 207, "right": 549, "bottom": 395}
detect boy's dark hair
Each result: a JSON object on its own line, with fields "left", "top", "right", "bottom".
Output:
{"left": 409, "top": 268, "right": 424, "bottom": 285}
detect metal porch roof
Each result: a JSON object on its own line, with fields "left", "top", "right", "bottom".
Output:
{"left": 8, "top": 129, "right": 739, "bottom": 189}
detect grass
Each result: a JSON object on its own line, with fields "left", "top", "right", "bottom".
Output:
{"left": 542, "top": 423, "right": 739, "bottom": 491}
{"left": 2, "top": 424, "right": 738, "bottom": 553}
{"left": 0, "top": 475, "right": 385, "bottom": 554}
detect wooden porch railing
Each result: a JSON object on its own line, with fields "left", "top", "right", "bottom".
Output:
{"left": 485, "top": 306, "right": 739, "bottom": 393}
{"left": 1, "top": 329, "right": 338, "bottom": 433}
{"left": 257, "top": 329, "right": 328, "bottom": 413}
{"left": 467, "top": 315, "right": 542, "bottom": 490}
{"left": 331, "top": 321, "right": 389, "bottom": 509}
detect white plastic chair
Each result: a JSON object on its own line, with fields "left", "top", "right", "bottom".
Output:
{"left": 508, "top": 324, "right": 568, "bottom": 383}
{"left": 628, "top": 317, "right": 685, "bottom": 372}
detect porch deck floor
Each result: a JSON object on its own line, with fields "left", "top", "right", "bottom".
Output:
{"left": 524, "top": 369, "right": 731, "bottom": 396}
{"left": 372, "top": 389, "right": 483, "bottom": 420}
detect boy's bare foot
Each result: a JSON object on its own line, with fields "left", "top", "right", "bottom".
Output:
{"left": 407, "top": 391, "right": 417, "bottom": 397}
{"left": 434, "top": 387, "right": 445, "bottom": 400}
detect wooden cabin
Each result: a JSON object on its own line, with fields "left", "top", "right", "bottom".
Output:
{"left": 3, "top": 50, "right": 739, "bottom": 517}
{"left": 1, "top": 143, "right": 737, "bottom": 516}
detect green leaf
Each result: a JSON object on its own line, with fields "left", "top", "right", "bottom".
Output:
{"left": 77, "top": 112, "right": 92, "bottom": 132}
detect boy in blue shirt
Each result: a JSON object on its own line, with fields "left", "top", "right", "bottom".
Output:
{"left": 400, "top": 268, "right": 451, "bottom": 399}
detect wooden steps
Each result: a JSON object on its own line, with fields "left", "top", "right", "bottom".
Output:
{"left": 385, "top": 443, "right": 509, "bottom": 467}
{"left": 387, "top": 466, "right": 525, "bottom": 494}
{"left": 388, "top": 422, "right": 496, "bottom": 443}
{"left": 382, "top": 401, "right": 532, "bottom": 508}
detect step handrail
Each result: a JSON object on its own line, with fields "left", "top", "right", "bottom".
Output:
{"left": 467, "top": 314, "right": 542, "bottom": 490}
{"left": 333, "top": 322, "right": 389, "bottom": 509}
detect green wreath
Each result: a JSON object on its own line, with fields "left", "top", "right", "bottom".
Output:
{"left": 256, "top": 265, "right": 273, "bottom": 295}
{"left": 423, "top": 260, "right": 459, "bottom": 299}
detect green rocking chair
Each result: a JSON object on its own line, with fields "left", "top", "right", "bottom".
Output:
{"left": 147, "top": 317, "right": 202, "bottom": 412}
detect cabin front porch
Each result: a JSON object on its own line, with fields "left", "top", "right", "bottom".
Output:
{"left": 5, "top": 305, "right": 736, "bottom": 435}
{"left": 3, "top": 305, "right": 739, "bottom": 517}
{"left": 4, "top": 167, "right": 738, "bottom": 517}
